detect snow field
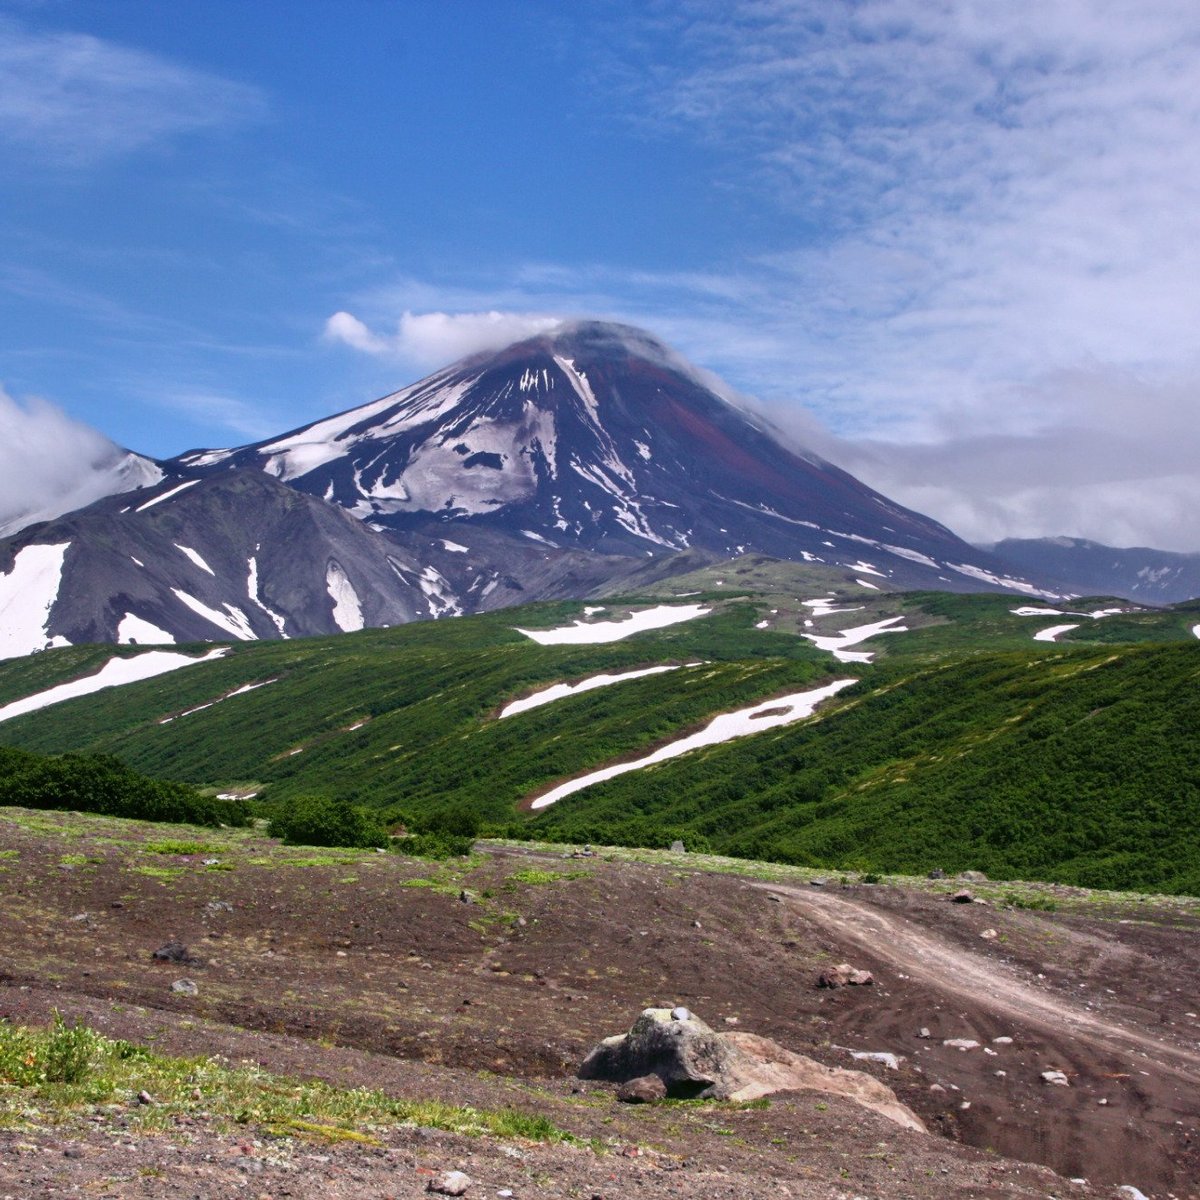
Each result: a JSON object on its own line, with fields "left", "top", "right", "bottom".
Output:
{"left": 803, "top": 616, "right": 909, "bottom": 663}
{"left": 516, "top": 604, "right": 711, "bottom": 646}
{"left": 499, "top": 664, "right": 687, "bottom": 719}
{"left": 117, "top": 614, "right": 176, "bottom": 645}
{"left": 325, "top": 563, "right": 364, "bottom": 632}
{"left": 159, "top": 678, "right": 277, "bottom": 724}
{"left": 530, "top": 678, "right": 857, "bottom": 809}
{"left": 0, "top": 649, "right": 227, "bottom": 724}
{"left": 0, "top": 542, "right": 72, "bottom": 660}
{"left": 174, "top": 544, "right": 215, "bottom": 575}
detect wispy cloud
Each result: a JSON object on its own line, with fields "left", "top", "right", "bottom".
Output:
{"left": 0, "top": 384, "right": 124, "bottom": 534}
{"left": 0, "top": 18, "right": 266, "bottom": 165}
{"left": 323, "top": 310, "right": 565, "bottom": 370}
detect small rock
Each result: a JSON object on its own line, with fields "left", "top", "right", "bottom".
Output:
{"left": 136, "top": 1090, "right": 153, "bottom": 1105}
{"left": 943, "top": 1039, "right": 981, "bottom": 1051}
{"left": 63, "top": 1147, "right": 83, "bottom": 1159}
{"left": 979, "top": 928, "right": 998, "bottom": 940}
{"left": 670, "top": 1006, "right": 691, "bottom": 1022}
{"left": 846, "top": 969, "right": 874, "bottom": 986}
{"left": 171, "top": 979, "right": 198, "bottom": 996}
{"left": 1040, "top": 1070, "right": 1070, "bottom": 1087}
{"left": 153, "top": 941, "right": 196, "bottom": 964}
{"left": 994, "top": 1070, "right": 1007, "bottom": 1078}
{"left": 670, "top": 840, "right": 686, "bottom": 853}
{"left": 428, "top": 1170, "right": 472, "bottom": 1196}
{"left": 809, "top": 878, "right": 826, "bottom": 887}
{"left": 992, "top": 1036, "right": 1014, "bottom": 1045}
{"left": 927, "top": 868, "right": 946, "bottom": 880}
{"left": 459, "top": 890, "right": 476, "bottom": 904}
{"left": 916, "top": 1027, "right": 932, "bottom": 1039}
{"left": 958, "top": 870, "right": 989, "bottom": 882}
{"left": 1116, "top": 1187, "right": 1149, "bottom": 1200}
{"left": 617, "top": 1074, "right": 667, "bottom": 1103}
{"left": 70, "top": 912, "right": 90, "bottom": 923}
{"left": 950, "top": 890, "right": 974, "bottom": 904}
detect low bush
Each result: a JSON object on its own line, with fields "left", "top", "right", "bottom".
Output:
{"left": 267, "top": 795, "right": 387, "bottom": 849}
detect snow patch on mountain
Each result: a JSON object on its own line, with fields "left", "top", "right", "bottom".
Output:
{"left": 136, "top": 479, "right": 200, "bottom": 513}
{"left": 0, "top": 542, "right": 72, "bottom": 660}
{"left": 1033, "top": 624, "right": 1080, "bottom": 642}
{"left": 529, "top": 678, "right": 856, "bottom": 809}
{"left": 175, "top": 544, "right": 215, "bottom": 575}
{"left": 499, "top": 664, "right": 685, "bottom": 719}
{"left": 159, "top": 678, "right": 277, "bottom": 724}
{"left": 171, "top": 589, "right": 256, "bottom": 640}
{"left": 803, "top": 616, "right": 909, "bottom": 663}
{"left": 325, "top": 562, "right": 364, "bottom": 632}
{"left": 0, "top": 648, "right": 226, "bottom": 723}
{"left": 517, "top": 604, "right": 711, "bottom": 646}
{"left": 247, "top": 557, "right": 288, "bottom": 636}
{"left": 117, "top": 614, "right": 175, "bottom": 645}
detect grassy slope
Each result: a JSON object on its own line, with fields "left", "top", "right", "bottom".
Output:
{"left": 1, "top": 573, "right": 1196, "bottom": 891}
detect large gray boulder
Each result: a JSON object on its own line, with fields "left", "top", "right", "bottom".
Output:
{"left": 579, "top": 1007, "right": 925, "bottom": 1132}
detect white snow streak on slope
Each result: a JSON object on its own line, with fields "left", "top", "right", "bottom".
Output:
{"left": 882, "top": 544, "right": 940, "bottom": 569}
{"left": 530, "top": 679, "right": 856, "bottom": 810}
{"left": 326, "top": 563, "right": 364, "bottom": 632}
{"left": 247, "top": 558, "right": 288, "bottom": 636}
{"left": 500, "top": 665, "right": 686, "bottom": 719}
{"left": 517, "top": 604, "right": 711, "bottom": 646}
{"left": 418, "top": 565, "right": 461, "bottom": 618}
{"left": 1011, "top": 606, "right": 1066, "bottom": 616}
{"left": 175, "top": 544, "right": 215, "bottom": 575}
{"left": 136, "top": 479, "right": 200, "bottom": 512}
{"left": 0, "top": 542, "right": 72, "bottom": 660}
{"left": 0, "top": 649, "right": 226, "bottom": 723}
{"left": 159, "top": 679, "right": 277, "bottom": 724}
{"left": 847, "top": 561, "right": 886, "bottom": 577}
{"left": 441, "top": 540, "right": 468, "bottom": 553}
{"left": 803, "top": 598, "right": 864, "bottom": 618}
{"left": 171, "top": 589, "right": 257, "bottom": 640}
{"left": 1192, "top": 624, "right": 1200, "bottom": 640}
{"left": 855, "top": 579, "right": 881, "bottom": 590}
{"left": 803, "top": 616, "right": 909, "bottom": 663}
{"left": 947, "top": 562, "right": 1048, "bottom": 597}
{"left": 117, "top": 614, "right": 175, "bottom": 645}
{"left": 1033, "top": 624, "right": 1080, "bottom": 642}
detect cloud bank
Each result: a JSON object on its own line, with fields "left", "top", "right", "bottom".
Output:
{"left": 0, "top": 18, "right": 265, "bottom": 164}
{"left": 0, "top": 386, "right": 134, "bottom": 537}
{"left": 324, "top": 310, "right": 564, "bottom": 370}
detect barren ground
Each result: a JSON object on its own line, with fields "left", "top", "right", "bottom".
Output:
{"left": 1, "top": 808, "right": 1198, "bottom": 1199}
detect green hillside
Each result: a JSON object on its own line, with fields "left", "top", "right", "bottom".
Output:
{"left": 1, "top": 567, "right": 1196, "bottom": 892}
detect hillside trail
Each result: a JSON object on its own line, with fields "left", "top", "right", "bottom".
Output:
{"left": 753, "top": 879, "right": 1200, "bottom": 1085}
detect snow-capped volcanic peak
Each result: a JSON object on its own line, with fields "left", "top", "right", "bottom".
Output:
{"left": 171, "top": 320, "right": 1048, "bottom": 590}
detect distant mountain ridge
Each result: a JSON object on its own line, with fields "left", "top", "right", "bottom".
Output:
{"left": 987, "top": 537, "right": 1200, "bottom": 605}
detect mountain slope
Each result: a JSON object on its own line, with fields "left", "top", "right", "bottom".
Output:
{"left": 178, "top": 322, "right": 1049, "bottom": 596}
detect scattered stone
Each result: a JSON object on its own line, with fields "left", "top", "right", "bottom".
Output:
{"left": 950, "top": 890, "right": 974, "bottom": 904}
{"left": 809, "top": 878, "right": 827, "bottom": 887}
{"left": 671, "top": 1006, "right": 691, "bottom": 1022}
{"left": 817, "top": 963, "right": 874, "bottom": 988}
{"left": 992, "top": 1036, "right": 1014, "bottom": 1045}
{"left": 69, "top": 912, "right": 89, "bottom": 922}
{"left": 459, "top": 890, "right": 476, "bottom": 904}
{"left": 767, "top": 894, "right": 782, "bottom": 903}
{"left": 617, "top": 1073, "right": 667, "bottom": 1103}
{"left": 136, "top": 1090, "right": 153, "bottom": 1105}
{"left": 958, "top": 870, "right": 989, "bottom": 882}
{"left": 849, "top": 1051, "right": 903, "bottom": 1071}
{"left": 428, "top": 1170, "right": 472, "bottom": 1196}
{"left": 917, "top": 1028, "right": 932, "bottom": 1039}
{"left": 994, "top": 1070, "right": 1007, "bottom": 1078}
{"left": 171, "top": 979, "right": 198, "bottom": 996}
{"left": 62, "top": 1147, "right": 83, "bottom": 1159}
{"left": 943, "top": 1039, "right": 981, "bottom": 1052}
{"left": 670, "top": 840, "right": 686, "bottom": 853}
{"left": 153, "top": 941, "right": 197, "bottom": 964}
{"left": 205, "top": 901, "right": 233, "bottom": 913}
{"left": 979, "top": 928, "right": 998, "bottom": 940}
{"left": 1040, "top": 1070, "right": 1070, "bottom": 1087}
{"left": 1116, "top": 1187, "right": 1149, "bottom": 1200}
{"left": 927, "top": 869, "right": 947, "bottom": 880}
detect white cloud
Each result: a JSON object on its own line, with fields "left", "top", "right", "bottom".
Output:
{"left": 0, "top": 385, "right": 129, "bottom": 535}
{"left": 0, "top": 18, "right": 265, "bottom": 165}
{"left": 323, "top": 309, "right": 564, "bottom": 369}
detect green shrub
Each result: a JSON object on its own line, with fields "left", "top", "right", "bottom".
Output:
{"left": 0, "top": 1012, "right": 101, "bottom": 1086}
{"left": 394, "top": 832, "right": 475, "bottom": 860}
{"left": 267, "top": 795, "right": 387, "bottom": 849}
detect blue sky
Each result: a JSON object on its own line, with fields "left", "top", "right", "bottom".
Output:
{"left": 2, "top": 1, "right": 1200, "bottom": 549}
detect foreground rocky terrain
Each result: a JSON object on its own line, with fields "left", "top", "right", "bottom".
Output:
{"left": 1, "top": 807, "right": 1198, "bottom": 1199}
